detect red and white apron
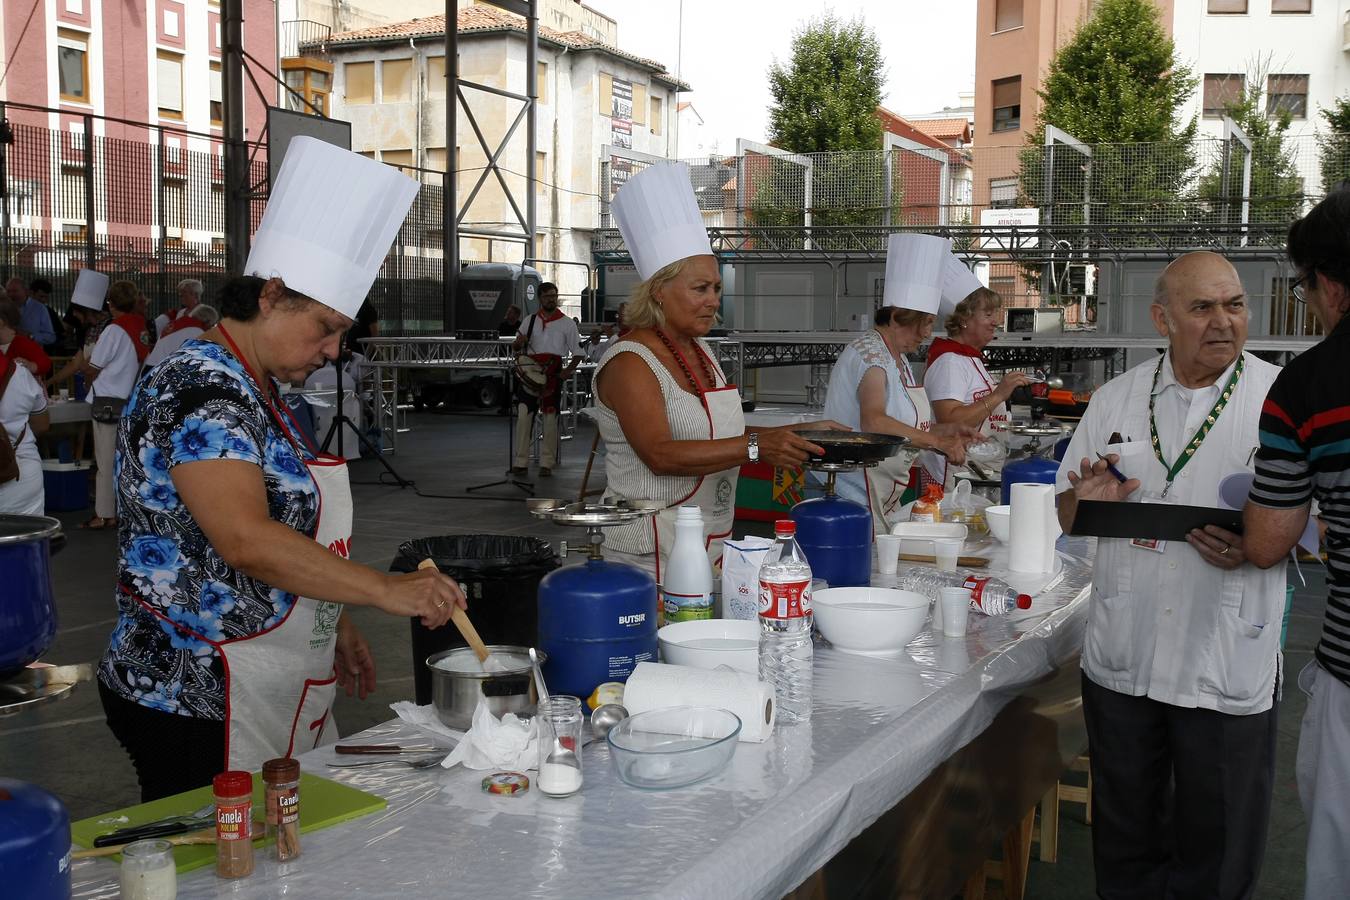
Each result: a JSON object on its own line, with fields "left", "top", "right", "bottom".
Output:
{"left": 650, "top": 341, "right": 744, "bottom": 584}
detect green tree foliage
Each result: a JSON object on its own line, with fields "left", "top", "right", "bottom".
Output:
{"left": 1016, "top": 0, "right": 1197, "bottom": 226}
{"left": 1319, "top": 95, "right": 1350, "bottom": 193}
{"left": 754, "top": 14, "right": 894, "bottom": 236}
{"left": 1197, "top": 75, "right": 1303, "bottom": 225}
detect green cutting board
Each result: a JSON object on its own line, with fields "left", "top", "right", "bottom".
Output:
{"left": 71, "top": 772, "right": 387, "bottom": 874}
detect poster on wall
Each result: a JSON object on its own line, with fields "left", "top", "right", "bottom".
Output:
{"left": 611, "top": 156, "right": 633, "bottom": 195}
{"left": 611, "top": 78, "right": 633, "bottom": 149}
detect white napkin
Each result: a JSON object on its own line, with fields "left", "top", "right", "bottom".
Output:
{"left": 440, "top": 698, "right": 539, "bottom": 771}
{"left": 389, "top": 701, "right": 467, "bottom": 747}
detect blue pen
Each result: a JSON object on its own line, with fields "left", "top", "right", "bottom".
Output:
{"left": 1096, "top": 452, "right": 1129, "bottom": 483}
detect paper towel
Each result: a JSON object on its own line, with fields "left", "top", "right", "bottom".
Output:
{"left": 622, "top": 661, "right": 776, "bottom": 743}
{"left": 1009, "top": 482, "right": 1057, "bottom": 574}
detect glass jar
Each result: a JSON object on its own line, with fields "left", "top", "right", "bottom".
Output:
{"left": 213, "top": 770, "right": 254, "bottom": 879}
{"left": 261, "top": 757, "right": 301, "bottom": 862}
{"left": 536, "top": 695, "right": 584, "bottom": 798}
{"left": 119, "top": 838, "right": 176, "bottom": 900}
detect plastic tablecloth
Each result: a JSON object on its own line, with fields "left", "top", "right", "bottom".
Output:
{"left": 72, "top": 538, "right": 1094, "bottom": 899}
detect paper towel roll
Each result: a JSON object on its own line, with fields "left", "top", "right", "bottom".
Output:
{"left": 1009, "top": 482, "right": 1057, "bottom": 574}
{"left": 622, "top": 661, "right": 775, "bottom": 743}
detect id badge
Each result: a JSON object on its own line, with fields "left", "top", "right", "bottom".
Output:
{"left": 1131, "top": 490, "right": 1172, "bottom": 553}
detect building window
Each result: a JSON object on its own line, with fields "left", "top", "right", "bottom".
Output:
{"left": 157, "top": 51, "right": 184, "bottom": 119}
{"left": 990, "top": 177, "right": 1019, "bottom": 209}
{"left": 650, "top": 95, "right": 663, "bottom": 135}
{"left": 282, "top": 58, "right": 333, "bottom": 116}
{"left": 632, "top": 83, "right": 647, "bottom": 125}
{"left": 992, "top": 77, "right": 1021, "bottom": 132}
{"left": 427, "top": 57, "right": 446, "bottom": 99}
{"left": 1267, "top": 74, "right": 1309, "bottom": 119}
{"left": 534, "top": 232, "right": 547, "bottom": 263}
{"left": 599, "top": 72, "right": 613, "bottom": 116}
{"left": 536, "top": 61, "right": 548, "bottom": 104}
{"left": 163, "top": 9, "right": 179, "bottom": 38}
{"left": 382, "top": 59, "right": 412, "bottom": 103}
{"left": 994, "top": 0, "right": 1024, "bottom": 31}
{"left": 345, "top": 61, "right": 374, "bottom": 104}
{"left": 1202, "top": 74, "right": 1244, "bottom": 117}
{"left": 60, "top": 167, "right": 86, "bottom": 230}
{"left": 535, "top": 151, "right": 547, "bottom": 195}
{"left": 382, "top": 149, "right": 415, "bottom": 170}
{"left": 1271, "top": 0, "right": 1311, "bottom": 10}
{"left": 1207, "top": 0, "right": 1246, "bottom": 12}
{"left": 425, "top": 147, "right": 447, "bottom": 171}
{"left": 57, "top": 29, "right": 89, "bottom": 102}
{"left": 164, "top": 179, "right": 185, "bottom": 243}
{"left": 209, "top": 62, "right": 222, "bottom": 125}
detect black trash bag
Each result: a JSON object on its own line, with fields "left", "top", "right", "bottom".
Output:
{"left": 392, "top": 534, "right": 559, "bottom": 704}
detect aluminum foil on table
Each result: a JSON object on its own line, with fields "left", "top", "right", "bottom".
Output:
{"left": 72, "top": 538, "right": 1095, "bottom": 900}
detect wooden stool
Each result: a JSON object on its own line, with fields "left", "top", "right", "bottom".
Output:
{"left": 963, "top": 806, "right": 1036, "bottom": 900}
{"left": 1031, "top": 754, "right": 1093, "bottom": 865}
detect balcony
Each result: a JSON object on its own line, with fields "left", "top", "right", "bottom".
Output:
{"left": 281, "top": 20, "right": 331, "bottom": 59}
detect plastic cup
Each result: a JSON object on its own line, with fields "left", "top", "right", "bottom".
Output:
{"left": 58, "top": 387, "right": 70, "bottom": 401}
{"left": 933, "top": 538, "right": 962, "bottom": 572}
{"left": 875, "top": 534, "right": 902, "bottom": 575}
{"left": 940, "top": 586, "right": 971, "bottom": 637}
{"left": 931, "top": 594, "right": 944, "bottom": 631}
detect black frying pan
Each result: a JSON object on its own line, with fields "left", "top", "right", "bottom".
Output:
{"left": 795, "top": 430, "right": 906, "bottom": 466}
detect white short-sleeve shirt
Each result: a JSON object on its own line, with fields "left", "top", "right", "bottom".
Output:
{"left": 1, "top": 363, "right": 46, "bottom": 463}
{"left": 518, "top": 313, "right": 582, "bottom": 358}
{"left": 88, "top": 325, "right": 140, "bottom": 400}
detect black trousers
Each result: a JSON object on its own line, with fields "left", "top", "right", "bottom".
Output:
{"left": 99, "top": 679, "right": 227, "bottom": 803}
{"left": 1081, "top": 673, "right": 1278, "bottom": 900}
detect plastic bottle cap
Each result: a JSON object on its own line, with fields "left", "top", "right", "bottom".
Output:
{"left": 676, "top": 506, "right": 702, "bottom": 523}
{"left": 1016, "top": 594, "right": 1032, "bottom": 609}
{"left": 213, "top": 771, "right": 253, "bottom": 797}
{"left": 774, "top": 520, "right": 796, "bottom": 537}
{"left": 261, "top": 757, "right": 300, "bottom": 783}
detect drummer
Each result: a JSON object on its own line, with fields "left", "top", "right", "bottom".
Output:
{"left": 822, "top": 234, "right": 977, "bottom": 530}
{"left": 925, "top": 257, "right": 1030, "bottom": 436}
{"left": 97, "top": 139, "right": 462, "bottom": 800}
{"left": 592, "top": 162, "right": 842, "bottom": 580}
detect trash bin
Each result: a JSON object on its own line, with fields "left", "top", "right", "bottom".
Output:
{"left": 391, "top": 535, "right": 559, "bottom": 705}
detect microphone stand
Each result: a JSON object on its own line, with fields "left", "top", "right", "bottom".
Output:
{"left": 320, "top": 335, "right": 413, "bottom": 488}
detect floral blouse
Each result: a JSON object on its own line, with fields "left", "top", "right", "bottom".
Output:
{"left": 98, "top": 340, "right": 320, "bottom": 720}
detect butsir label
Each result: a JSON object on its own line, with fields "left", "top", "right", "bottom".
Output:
{"left": 662, "top": 588, "right": 713, "bottom": 623}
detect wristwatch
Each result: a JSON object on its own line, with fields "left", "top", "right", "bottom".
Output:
{"left": 747, "top": 432, "right": 760, "bottom": 463}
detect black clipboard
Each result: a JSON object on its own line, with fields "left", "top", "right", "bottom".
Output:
{"left": 1069, "top": 499, "right": 1243, "bottom": 541}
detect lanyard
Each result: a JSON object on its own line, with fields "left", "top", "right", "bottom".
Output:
{"left": 1148, "top": 353, "right": 1243, "bottom": 496}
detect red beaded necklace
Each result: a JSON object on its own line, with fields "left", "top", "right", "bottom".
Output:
{"left": 654, "top": 328, "right": 716, "bottom": 393}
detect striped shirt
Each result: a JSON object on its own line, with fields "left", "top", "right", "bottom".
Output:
{"left": 1250, "top": 316, "right": 1350, "bottom": 687}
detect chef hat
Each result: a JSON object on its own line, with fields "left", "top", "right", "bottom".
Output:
{"left": 940, "top": 254, "right": 986, "bottom": 320}
{"left": 245, "top": 137, "right": 419, "bottom": 320}
{"left": 882, "top": 233, "right": 949, "bottom": 314}
{"left": 611, "top": 162, "right": 714, "bottom": 280}
{"left": 70, "top": 269, "right": 109, "bottom": 311}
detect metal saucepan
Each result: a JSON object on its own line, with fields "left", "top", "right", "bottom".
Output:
{"left": 427, "top": 645, "right": 543, "bottom": 730}
{"left": 794, "top": 431, "right": 907, "bottom": 466}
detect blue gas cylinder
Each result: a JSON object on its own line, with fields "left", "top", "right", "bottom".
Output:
{"left": 1001, "top": 456, "right": 1061, "bottom": 505}
{"left": 0, "top": 779, "right": 71, "bottom": 900}
{"left": 537, "top": 557, "right": 658, "bottom": 698}
{"left": 792, "top": 495, "right": 871, "bottom": 587}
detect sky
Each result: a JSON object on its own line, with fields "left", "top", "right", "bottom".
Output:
{"left": 584, "top": 0, "right": 977, "bottom": 157}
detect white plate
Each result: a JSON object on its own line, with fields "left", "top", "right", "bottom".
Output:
{"left": 1002, "top": 552, "right": 1066, "bottom": 599}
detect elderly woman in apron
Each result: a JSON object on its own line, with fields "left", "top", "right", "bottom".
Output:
{"left": 97, "top": 140, "right": 463, "bottom": 802}
{"left": 592, "top": 163, "right": 842, "bottom": 584}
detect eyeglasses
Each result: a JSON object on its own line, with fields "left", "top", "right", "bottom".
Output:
{"left": 1290, "top": 273, "right": 1311, "bottom": 305}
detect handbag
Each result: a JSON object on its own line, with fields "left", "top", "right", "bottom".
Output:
{"left": 91, "top": 395, "right": 128, "bottom": 423}
{"left": 0, "top": 358, "right": 27, "bottom": 484}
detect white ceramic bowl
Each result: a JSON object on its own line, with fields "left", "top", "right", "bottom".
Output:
{"left": 984, "top": 505, "right": 1011, "bottom": 543}
{"left": 812, "top": 587, "right": 929, "bottom": 655}
{"left": 658, "top": 619, "right": 759, "bottom": 674}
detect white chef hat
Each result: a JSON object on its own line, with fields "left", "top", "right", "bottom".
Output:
{"left": 245, "top": 136, "right": 419, "bottom": 320}
{"left": 940, "top": 254, "right": 986, "bottom": 320}
{"left": 882, "top": 233, "right": 949, "bottom": 314}
{"left": 611, "top": 162, "right": 714, "bottom": 280}
{"left": 70, "top": 269, "right": 109, "bottom": 311}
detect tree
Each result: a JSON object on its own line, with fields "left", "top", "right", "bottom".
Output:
{"left": 1196, "top": 69, "right": 1303, "bottom": 226}
{"left": 1016, "top": 0, "right": 1198, "bottom": 226}
{"left": 755, "top": 15, "right": 893, "bottom": 235}
{"left": 1319, "top": 95, "right": 1350, "bottom": 194}
{"left": 766, "top": 14, "right": 884, "bottom": 154}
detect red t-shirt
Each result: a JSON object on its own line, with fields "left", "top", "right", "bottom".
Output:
{"left": 3, "top": 333, "right": 52, "bottom": 378}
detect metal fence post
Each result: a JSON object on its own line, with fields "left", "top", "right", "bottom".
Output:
{"left": 83, "top": 115, "right": 95, "bottom": 272}
{"left": 0, "top": 102, "right": 11, "bottom": 282}
{"left": 157, "top": 126, "right": 167, "bottom": 305}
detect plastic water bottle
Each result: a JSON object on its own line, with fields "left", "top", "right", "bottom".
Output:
{"left": 898, "top": 567, "right": 1032, "bottom": 616}
{"left": 759, "top": 520, "right": 813, "bottom": 725}
{"left": 662, "top": 506, "right": 714, "bottom": 624}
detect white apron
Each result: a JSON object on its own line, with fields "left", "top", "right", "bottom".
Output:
{"left": 650, "top": 342, "right": 744, "bottom": 583}
{"left": 216, "top": 326, "right": 353, "bottom": 771}
{"left": 863, "top": 357, "right": 935, "bottom": 534}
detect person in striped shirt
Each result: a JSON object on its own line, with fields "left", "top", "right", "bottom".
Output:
{"left": 1245, "top": 187, "right": 1350, "bottom": 899}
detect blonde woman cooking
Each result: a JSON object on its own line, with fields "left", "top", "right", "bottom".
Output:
{"left": 593, "top": 163, "right": 841, "bottom": 581}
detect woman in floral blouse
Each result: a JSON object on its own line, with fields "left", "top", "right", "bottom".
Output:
{"left": 98, "top": 276, "right": 464, "bottom": 800}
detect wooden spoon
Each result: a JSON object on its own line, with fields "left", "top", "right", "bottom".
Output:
{"left": 417, "top": 559, "right": 505, "bottom": 670}
{"left": 73, "top": 830, "right": 217, "bottom": 859}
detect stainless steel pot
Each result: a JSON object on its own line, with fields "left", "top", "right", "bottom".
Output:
{"left": 426, "top": 645, "right": 543, "bottom": 730}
